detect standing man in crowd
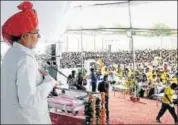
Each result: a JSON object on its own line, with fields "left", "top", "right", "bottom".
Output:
{"left": 98, "top": 75, "right": 110, "bottom": 122}
{"left": 76, "top": 72, "right": 85, "bottom": 90}
{"left": 156, "top": 83, "right": 178, "bottom": 124}
{"left": 67, "top": 70, "right": 76, "bottom": 89}
{"left": 90, "top": 68, "right": 97, "bottom": 92}
{"left": 71, "top": 70, "right": 76, "bottom": 79}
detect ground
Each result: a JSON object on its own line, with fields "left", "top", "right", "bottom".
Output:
{"left": 109, "top": 91, "right": 177, "bottom": 124}
{"left": 51, "top": 91, "right": 177, "bottom": 124}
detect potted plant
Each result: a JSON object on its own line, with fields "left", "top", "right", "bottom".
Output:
{"left": 78, "top": 68, "right": 87, "bottom": 77}
{"left": 130, "top": 83, "right": 140, "bottom": 102}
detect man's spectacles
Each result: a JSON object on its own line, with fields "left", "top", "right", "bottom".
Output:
{"left": 28, "top": 30, "right": 40, "bottom": 35}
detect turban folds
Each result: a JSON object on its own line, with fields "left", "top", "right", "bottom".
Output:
{"left": 2, "top": 1, "right": 38, "bottom": 45}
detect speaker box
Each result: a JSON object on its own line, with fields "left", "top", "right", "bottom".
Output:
{"left": 51, "top": 44, "right": 56, "bottom": 61}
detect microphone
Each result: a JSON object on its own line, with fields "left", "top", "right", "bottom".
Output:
{"left": 45, "top": 61, "right": 99, "bottom": 95}
{"left": 46, "top": 62, "right": 68, "bottom": 78}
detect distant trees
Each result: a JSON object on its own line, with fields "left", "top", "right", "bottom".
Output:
{"left": 151, "top": 23, "right": 174, "bottom": 37}
{"left": 99, "top": 23, "right": 176, "bottom": 37}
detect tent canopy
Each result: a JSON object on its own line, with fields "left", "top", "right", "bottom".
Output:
{"left": 1, "top": 1, "right": 177, "bottom": 54}
{"left": 1, "top": 1, "right": 177, "bottom": 42}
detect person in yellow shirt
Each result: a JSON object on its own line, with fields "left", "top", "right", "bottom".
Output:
{"left": 156, "top": 83, "right": 178, "bottom": 124}
{"left": 103, "top": 67, "right": 109, "bottom": 76}
{"left": 161, "top": 71, "right": 167, "bottom": 84}
{"left": 116, "top": 68, "right": 123, "bottom": 78}
{"left": 170, "top": 76, "right": 178, "bottom": 84}
{"left": 146, "top": 71, "right": 153, "bottom": 81}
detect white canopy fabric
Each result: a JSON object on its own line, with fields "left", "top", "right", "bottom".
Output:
{"left": 1, "top": 1, "right": 177, "bottom": 54}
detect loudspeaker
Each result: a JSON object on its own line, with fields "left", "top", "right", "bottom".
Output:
{"left": 46, "top": 44, "right": 57, "bottom": 80}
{"left": 108, "top": 45, "right": 111, "bottom": 53}
{"left": 51, "top": 44, "right": 56, "bottom": 61}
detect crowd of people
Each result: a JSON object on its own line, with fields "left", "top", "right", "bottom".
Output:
{"left": 36, "top": 47, "right": 178, "bottom": 123}
{"left": 60, "top": 49, "right": 177, "bottom": 68}
{"left": 59, "top": 49, "right": 178, "bottom": 103}
{"left": 37, "top": 48, "right": 178, "bottom": 124}
{"left": 62, "top": 48, "right": 178, "bottom": 123}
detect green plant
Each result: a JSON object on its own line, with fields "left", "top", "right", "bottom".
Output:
{"left": 84, "top": 101, "right": 93, "bottom": 125}
{"left": 78, "top": 68, "right": 87, "bottom": 77}
{"left": 95, "top": 97, "right": 101, "bottom": 125}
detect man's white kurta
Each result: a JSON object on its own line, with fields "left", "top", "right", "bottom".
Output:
{"left": 1, "top": 42, "right": 55, "bottom": 124}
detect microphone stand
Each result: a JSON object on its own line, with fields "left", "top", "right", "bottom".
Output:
{"left": 46, "top": 63, "right": 90, "bottom": 95}
{"left": 43, "top": 60, "right": 99, "bottom": 95}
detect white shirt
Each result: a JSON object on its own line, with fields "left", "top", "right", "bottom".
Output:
{"left": 139, "top": 81, "right": 148, "bottom": 90}
{"left": 1, "top": 42, "right": 55, "bottom": 124}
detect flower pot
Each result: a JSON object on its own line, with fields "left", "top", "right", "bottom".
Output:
{"left": 130, "top": 96, "right": 140, "bottom": 102}
{"left": 132, "top": 98, "right": 137, "bottom": 102}
{"left": 136, "top": 97, "right": 140, "bottom": 102}
{"left": 130, "top": 96, "right": 134, "bottom": 101}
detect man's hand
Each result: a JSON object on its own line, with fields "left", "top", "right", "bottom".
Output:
{"left": 54, "top": 84, "right": 59, "bottom": 89}
{"left": 51, "top": 79, "right": 58, "bottom": 88}
{"left": 39, "top": 69, "right": 48, "bottom": 75}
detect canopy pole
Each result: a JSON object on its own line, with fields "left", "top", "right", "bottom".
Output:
{"left": 66, "top": 35, "right": 68, "bottom": 52}
{"left": 128, "top": 0, "right": 136, "bottom": 96}
{"left": 78, "top": 37, "right": 80, "bottom": 52}
{"left": 81, "top": 29, "right": 84, "bottom": 76}
{"left": 93, "top": 32, "right": 96, "bottom": 52}
{"left": 102, "top": 37, "right": 104, "bottom": 52}
{"left": 80, "top": 6, "right": 84, "bottom": 76}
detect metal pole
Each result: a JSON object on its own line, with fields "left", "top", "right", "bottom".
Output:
{"left": 81, "top": 30, "right": 84, "bottom": 76}
{"left": 128, "top": 1, "right": 136, "bottom": 96}
{"left": 102, "top": 37, "right": 104, "bottom": 52}
{"left": 160, "top": 36, "right": 163, "bottom": 57}
{"left": 80, "top": 6, "right": 84, "bottom": 76}
{"left": 66, "top": 35, "right": 68, "bottom": 52}
{"left": 128, "top": 1, "right": 135, "bottom": 72}
{"left": 78, "top": 37, "right": 80, "bottom": 52}
{"left": 93, "top": 32, "right": 96, "bottom": 52}
{"left": 86, "top": 39, "right": 87, "bottom": 51}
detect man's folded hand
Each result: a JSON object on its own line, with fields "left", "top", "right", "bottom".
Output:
{"left": 39, "top": 69, "right": 48, "bottom": 75}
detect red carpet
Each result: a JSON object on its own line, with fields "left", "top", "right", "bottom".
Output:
{"left": 110, "top": 91, "right": 177, "bottom": 124}
{"left": 50, "top": 91, "right": 177, "bottom": 124}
